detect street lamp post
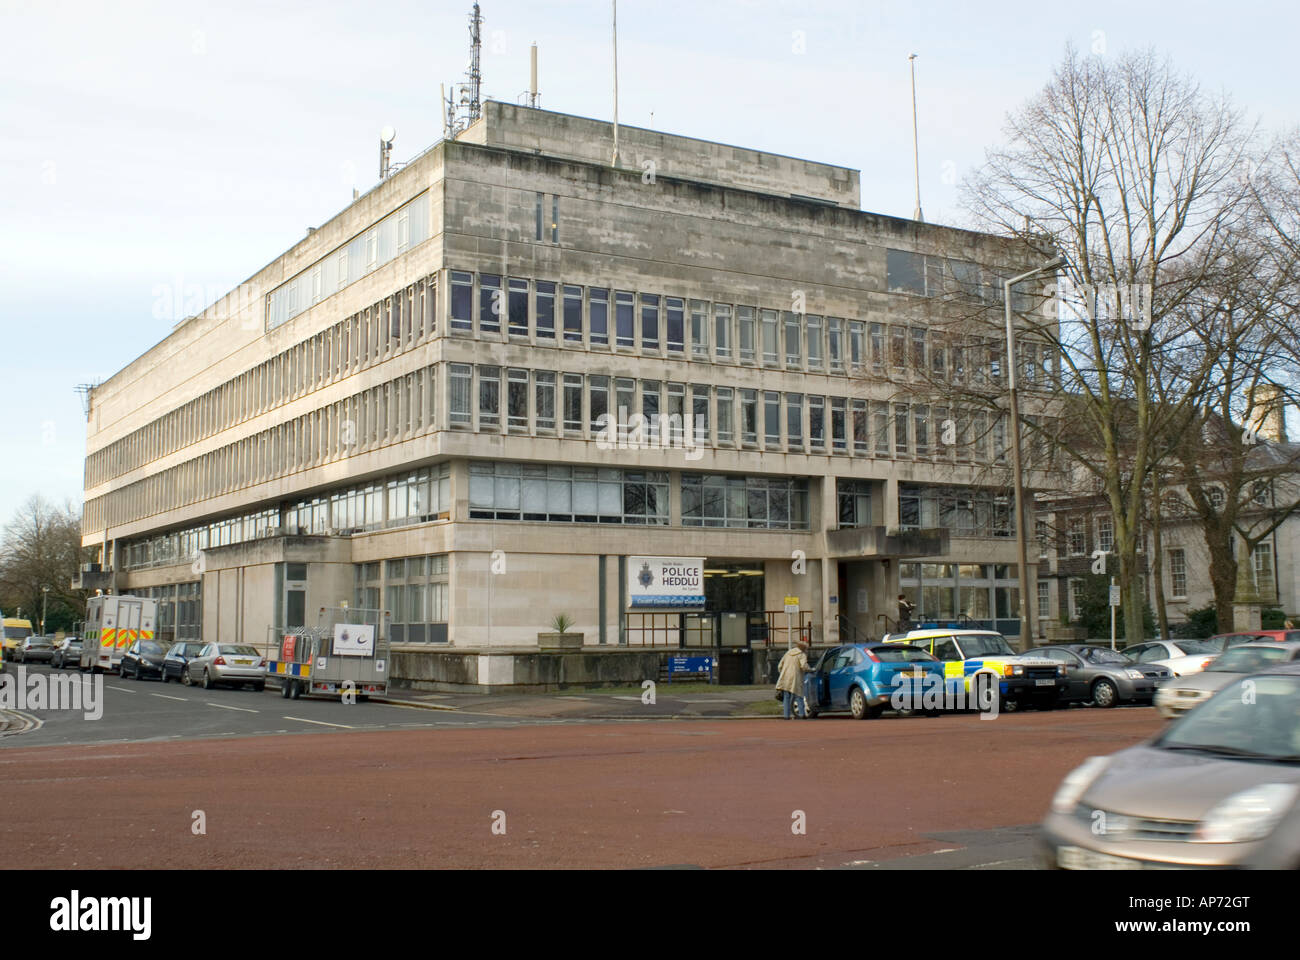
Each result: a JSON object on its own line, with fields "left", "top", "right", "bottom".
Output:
{"left": 1004, "top": 257, "right": 1064, "bottom": 651}
{"left": 41, "top": 586, "right": 50, "bottom": 636}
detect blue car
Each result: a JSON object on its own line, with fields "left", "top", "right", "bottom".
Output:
{"left": 804, "top": 642, "right": 945, "bottom": 719}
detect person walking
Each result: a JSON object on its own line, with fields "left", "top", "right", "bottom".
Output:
{"left": 897, "top": 594, "right": 915, "bottom": 632}
{"left": 776, "top": 639, "right": 813, "bottom": 719}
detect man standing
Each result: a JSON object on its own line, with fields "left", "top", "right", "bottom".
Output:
{"left": 776, "top": 639, "right": 812, "bottom": 719}
{"left": 897, "top": 594, "right": 915, "bottom": 632}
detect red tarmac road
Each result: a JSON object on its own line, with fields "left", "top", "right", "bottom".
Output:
{"left": 0, "top": 709, "right": 1162, "bottom": 869}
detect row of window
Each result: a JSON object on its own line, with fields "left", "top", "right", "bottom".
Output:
{"left": 446, "top": 362, "right": 1023, "bottom": 463}
{"left": 266, "top": 192, "right": 431, "bottom": 331}
{"left": 898, "top": 561, "right": 1024, "bottom": 622}
{"left": 446, "top": 269, "right": 1060, "bottom": 383}
{"left": 88, "top": 363, "right": 439, "bottom": 537}
{"left": 88, "top": 275, "right": 437, "bottom": 490}
{"left": 356, "top": 555, "right": 450, "bottom": 643}
{"left": 898, "top": 484, "right": 1017, "bottom": 538}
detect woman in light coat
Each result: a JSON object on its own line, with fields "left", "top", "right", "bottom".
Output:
{"left": 775, "top": 639, "right": 812, "bottom": 719}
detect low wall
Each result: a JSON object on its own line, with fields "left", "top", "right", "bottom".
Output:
{"left": 390, "top": 647, "right": 663, "bottom": 694}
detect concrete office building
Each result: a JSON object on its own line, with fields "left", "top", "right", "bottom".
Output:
{"left": 79, "top": 103, "right": 1054, "bottom": 687}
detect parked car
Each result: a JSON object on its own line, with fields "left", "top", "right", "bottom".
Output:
{"left": 13, "top": 635, "right": 55, "bottom": 664}
{"left": 184, "top": 643, "right": 267, "bottom": 691}
{"left": 1209, "top": 630, "right": 1300, "bottom": 651}
{"left": 1122, "top": 638, "right": 1220, "bottom": 677}
{"left": 120, "top": 639, "right": 167, "bottom": 680}
{"left": 1027, "top": 644, "right": 1171, "bottom": 708}
{"left": 884, "top": 628, "right": 1068, "bottom": 711}
{"left": 162, "top": 641, "right": 207, "bottom": 684}
{"left": 803, "top": 642, "right": 945, "bottom": 719}
{"left": 1154, "top": 641, "right": 1300, "bottom": 719}
{"left": 51, "top": 637, "right": 83, "bottom": 669}
{"left": 1042, "top": 662, "right": 1300, "bottom": 869}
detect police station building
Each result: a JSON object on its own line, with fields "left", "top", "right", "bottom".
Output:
{"left": 78, "top": 103, "right": 1050, "bottom": 688}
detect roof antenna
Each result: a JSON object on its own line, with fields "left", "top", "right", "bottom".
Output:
{"left": 379, "top": 126, "right": 395, "bottom": 179}
{"left": 909, "top": 53, "right": 924, "bottom": 223}
{"left": 529, "top": 42, "right": 539, "bottom": 106}
{"left": 467, "top": 3, "right": 483, "bottom": 122}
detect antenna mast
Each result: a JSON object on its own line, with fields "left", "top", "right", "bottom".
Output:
{"left": 467, "top": 2, "right": 482, "bottom": 122}
{"left": 909, "top": 53, "right": 923, "bottom": 223}
{"left": 611, "top": 0, "right": 620, "bottom": 167}
{"left": 444, "top": 3, "right": 485, "bottom": 139}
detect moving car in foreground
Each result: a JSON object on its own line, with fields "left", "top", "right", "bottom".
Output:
{"left": 884, "top": 628, "right": 1067, "bottom": 711}
{"left": 803, "top": 642, "right": 945, "bottom": 719}
{"left": 1025, "top": 644, "right": 1171, "bottom": 708}
{"left": 1042, "top": 663, "right": 1300, "bottom": 869}
{"left": 1154, "top": 641, "right": 1300, "bottom": 719}
{"left": 51, "top": 637, "right": 82, "bottom": 669}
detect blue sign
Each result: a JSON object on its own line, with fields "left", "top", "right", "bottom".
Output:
{"left": 667, "top": 656, "right": 714, "bottom": 681}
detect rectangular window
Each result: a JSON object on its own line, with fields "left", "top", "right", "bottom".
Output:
{"left": 1096, "top": 515, "right": 1114, "bottom": 554}
{"left": 563, "top": 285, "right": 583, "bottom": 342}
{"left": 479, "top": 274, "right": 501, "bottom": 334}
{"left": 1067, "top": 517, "right": 1086, "bottom": 556}
{"left": 1169, "top": 549, "right": 1187, "bottom": 598}
{"left": 535, "top": 191, "right": 544, "bottom": 241}
{"left": 664, "top": 297, "right": 685, "bottom": 353}
{"left": 894, "top": 403, "right": 910, "bottom": 456}
{"left": 589, "top": 376, "right": 609, "bottom": 433}
{"left": 641, "top": 380, "right": 660, "bottom": 432}
{"left": 534, "top": 371, "right": 556, "bottom": 431}
{"left": 737, "top": 306, "right": 756, "bottom": 362}
{"left": 913, "top": 404, "right": 929, "bottom": 457}
{"left": 784, "top": 312, "right": 802, "bottom": 366}
{"left": 563, "top": 374, "right": 583, "bottom": 434}
{"left": 615, "top": 291, "right": 635, "bottom": 349}
{"left": 715, "top": 387, "right": 734, "bottom": 445}
{"left": 589, "top": 288, "right": 609, "bottom": 346}
{"left": 740, "top": 389, "right": 758, "bottom": 445}
{"left": 911, "top": 326, "right": 927, "bottom": 372}
{"left": 1068, "top": 578, "right": 1084, "bottom": 620}
{"left": 786, "top": 394, "right": 803, "bottom": 450}
{"left": 806, "top": 315, "right": 823, "bottom": 369}
{"left": 478, "top": 366, "right": 500, "bottom": 429}
{"left": 551, "top": 195, "right": 559, "bottom": 244}
{"left": 764, "top": 391, "right": 781, "bottom": 447}
{"left": 690, "top": 300, "right": 709, "bottom": 358}
{"left": 869, "top": 322, "right": 885, "bottom": 374}
{"left": 508, "top": 278, "right": 529, "bottom": 337}
{"left": 1037, "top": 580, "right": 1051, "bottom": 621}
{"left": 809, "top": 395, "right": 825, "bottom": 449}
{"left": 449, "top": 363, "right": 472, "bottom": 427}
{"left": 666, "top": 382, "right": 685, "bottom": 445}
{"left": 507, "top": 368, "right": 529, "bottom": 432}
{"left": 848, "top": 320, "right": 864, "bottom": 372}
{"left": 714, "top": 303, "right": 733, "bottom": 360}
{"left": 872, "top": 401, "right": 890, "bottom": 457}
{"left": 851, "top": 399, "right": 867, "bottom": 454}
{"left": 640, "top": 293, "right": 660, "bottom": 350}
{"left": 691, "top": 385, "right": 709, "bottom": 445}
{"left": 760, "top": 309, "right": 780, "bottom": 366}
{"left": 886, "top": 248, "right": 927, "bottom": 294}
{"left": 831, "top": 397, "right": 847, "bottom": 452}
{"left": 827, "top": 317, "right": 843, "bottom": 372}
{"left": 451, "top": 272, "right": 473, "bottom": 331}
{"left": 891, "top": 325, "right": 907, "bottom": 370}
{"left": 534, "top": 281, "right": 556, "bottom": 339}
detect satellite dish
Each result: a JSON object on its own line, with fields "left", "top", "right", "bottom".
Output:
{"left": 380, "top": 125, "right": 396, "bottom": 143}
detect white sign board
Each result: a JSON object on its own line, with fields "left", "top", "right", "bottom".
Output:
{"left": 627, "top": 557, "right": 705, "bottom": 611}
{"left": 1109, "top": 586, "right": 1122, "bottom": 607}
{"left": 333, "top": 623, "right": 375, "bottom": 657}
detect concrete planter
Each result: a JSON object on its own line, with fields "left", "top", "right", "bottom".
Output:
{"left": 537, "top": 632, "right": 585, "bottom": 652}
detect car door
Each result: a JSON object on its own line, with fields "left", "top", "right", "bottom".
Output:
{"left": 188, "top": 644, "right": 212, "bottom": 681}
{"left": 825, "top": 647, "right": 858, "bottom": 706}
{"left": 1039, "top": 647, "right": 1088, "bottom": 700}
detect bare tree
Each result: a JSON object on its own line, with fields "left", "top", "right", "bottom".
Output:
{"left": 0, "top": 495, "right": 89, "bottom": 632}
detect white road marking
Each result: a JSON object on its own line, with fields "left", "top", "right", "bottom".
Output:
{"left": 107, "top": 685, "right": 136, "bottom": 694}
{"left": 152, "top": 694, "right": 188, "bottom": 702}
{"left": 283, "top": 716, "right": 353, "bottom": 729}
{"left": 207, "top": 702, "right": 258, "bottom": 713}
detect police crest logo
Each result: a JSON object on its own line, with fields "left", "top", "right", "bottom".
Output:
{"left": 637, "top": 562, "right": 654, "bottom": 589}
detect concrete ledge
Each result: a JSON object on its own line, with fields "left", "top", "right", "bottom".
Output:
{"left": 390, "top": 648, "right": 663, "bottom": 694}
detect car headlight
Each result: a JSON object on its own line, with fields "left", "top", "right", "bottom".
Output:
{"left": 1050, "top": 756, "right": 1111, "bottom": 815}
{"left": 1195, "top": 784, "right": 1300, "bottom": 843}
{"left": 1004, "top": 664, "right": 1024, "bottom": 677}
{"left": 1057, "top": 665, "right": 1068, "bottom": 677}
{"left": 1125, "top": 669, "right": 1144, "bottom": 680}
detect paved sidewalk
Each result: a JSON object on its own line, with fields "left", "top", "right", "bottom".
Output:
{"left": 374, "top": 684, "right": 782, "bottom": 720}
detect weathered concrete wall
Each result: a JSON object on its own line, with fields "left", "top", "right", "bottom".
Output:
{"left": 389, "top": 648, "right": 662, "bottom": 693}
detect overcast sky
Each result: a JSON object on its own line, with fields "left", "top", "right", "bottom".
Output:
{"left": 1, "top": 0, "right": 1297, "bottom": 531}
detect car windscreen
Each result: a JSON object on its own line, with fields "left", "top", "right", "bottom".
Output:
{"left": 1082, "top": 647, "right": 1132, "bottom": 664}
{"left": 1157, "top": 674, "right": 1300, "bottom": 760}
{"left": 5, "top": 627, "right": 32, "bottom": 640}
{"left": 873, "top": 646, "right": 936, "bottom": 662}
{"left": 219, "top": 645, "right": 261, "bottom": 656}
{"left": 1174, "top": 640, "right": 1218, "bottom": 656}
{"left": 139, "top": 641, "right": 164, "bottom": 655}
{"left": 956, "top": 634, "right": 1013, "bottom": 657}
{"left": 1209, "top": 646, "right": 1292, "bottom": 673}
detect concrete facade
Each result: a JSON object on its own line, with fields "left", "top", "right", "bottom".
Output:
{"left": 80, "top": 103, "right": 1052, "bottom": 684}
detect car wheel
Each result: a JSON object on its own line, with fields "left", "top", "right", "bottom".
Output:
{"left": 280, "top": 680, "right": 292, "bottom": 699}
{"left": 1092, "top": 678, "right": 1118, "bottom": 708}
{"left": 160, "top": 668, "right": 168, "bottom": 684}
{"left": 290, "top": 680, "right": 302, "bottom": 700}
{"left": 202, "top": 669, "right": 214, "bottom": 690}
{"left": 181, "top": 669, "right": 193, "bottom": 686}
{"left": 849, "top": 687, "right": 871, "bottom": 720}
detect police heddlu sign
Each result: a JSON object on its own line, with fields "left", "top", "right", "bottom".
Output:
{"left": 333, "top": 623, "right": 375, "bottom": 656}
{"left": 628, "top": 557, "right": 705, "bottom": 611}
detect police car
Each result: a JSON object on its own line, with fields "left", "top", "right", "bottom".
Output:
{"left": 882, "top": 627, "right": 1068, "bottom": 711}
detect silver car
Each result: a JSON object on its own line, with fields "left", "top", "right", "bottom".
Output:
{"left": 13, "top": 635, "right": 55, "bottom": 664}
{"left": 1154, "top": 641, "right": 1300, "bottom": 719}
{"left": 1043, "top": 663, "right": 1300, "bottom": 868}
{"left": 51, "top": 637, "right": 83, "bottom": 669}
{"left": 185, "top": 642, "right": 267, "bottom": 691}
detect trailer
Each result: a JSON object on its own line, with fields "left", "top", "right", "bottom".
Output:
{"left": 79, "top": 595, "right": 157, "bottom": 674}
{"left": 268, "top": 607, "right": 389, "bottom": 701}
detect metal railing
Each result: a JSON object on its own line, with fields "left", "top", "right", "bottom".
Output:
{"left": 836, "top": 614, "right": 872, "bottom": 645}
